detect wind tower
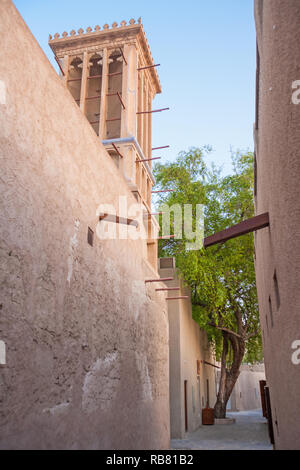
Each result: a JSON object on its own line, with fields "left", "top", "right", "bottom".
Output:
{"left": 49, "top": 18, "right": 167, "bottom": 270}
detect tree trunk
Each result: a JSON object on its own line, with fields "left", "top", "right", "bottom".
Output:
{"left": 214, "top": 332, "right": 245, "bottom": 419}
{"left": 214, "top": 332, "right": 228, "bottom": 418}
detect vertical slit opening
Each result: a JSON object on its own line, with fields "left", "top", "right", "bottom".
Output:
{"left": 86, "top": 53, "right": 103, "bottom": 135}
{"left": 255, "top": 42, "right": 260, "bottom": 130}
{"left": 106, "top": 50, "right": 123, "bottom": 139}
{"left": 254, "top": 152, "right": 257, "bottom": 196}
{"left": 68, "top": 56, "right": 83, "bottom": 105}
{"left": 269, "top": 296, "right": 274, "bottom": 328}
{"left": 273, "top": 270, "right": 280, "bottom": 309}
{"left": 87, "top": 227, "right": 94, "bottom": 246}
{"left": 137, "top": 60, "right": 143, "bottom": 147}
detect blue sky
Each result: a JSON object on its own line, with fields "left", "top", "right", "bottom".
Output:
{"left": 14, "top": 0, "right": 256, "bottom": 174}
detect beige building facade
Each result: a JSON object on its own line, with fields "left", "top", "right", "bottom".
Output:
{"left": 0, "top": 0, "right": 170, "bottom": 449}
{"left": 159, "top": 258, "right": 217, "bottom": 439}
{"left": 254, "top": 0, "right": 300, "bottom": 450}
{"left": 226, "top": 364, "right": 265, "bottom": 412}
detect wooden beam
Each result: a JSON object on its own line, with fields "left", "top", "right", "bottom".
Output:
{"left": 166, "top": 296, "right": 189, "bottom": 300}
{"left": 85, "top": 95, "right": 101, "bottom": 101}
{"left": 145, "top": 278, "right": 173, "bottom": 283}
{"left": 152, "top": 190, "right": 174, "bottom": 194}
{"left": 201, "top": 360, "right": 220, "bottom": 370}
{"left": 99, "top": 213, "right": 138, "bottom": 228}
{"left": 119, "top": 47, "right": 128, "bottom": 65}
{"left": 107, "top": 71, "right": 122, "bottom": 77}
{"left": 138, "top": 64, "right": 161, "bottom": 71}
{"left": 204, "top": 212, "right": 269, "bottom": 248}
{"left": 136, "top": 157, "right": 161, "bottom": 163}
{"left": 54, "top": 55, "right": 65, "bottom": 76}
{"left": 137, "top": 108, "right": 169, "bottom": 115}
{"left": 117, "top": 92, "right": 126, "bottom": 110}
{"left": 155, "top": 287, "right": 180, "bottom": 291}
{"left": 143, "top": 212, "right": 164, "bottom": 217}
{"left": 152, "top": 145, "right": 170, "bottom": 151}
{"left": 157, "top": 235, "right": 176, "bottom": 240}
{"left": 112, "top": 143, "right": 124, "bottom": 158}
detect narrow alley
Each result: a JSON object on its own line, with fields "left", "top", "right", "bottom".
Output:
{"left": 171, "top": 410, "right": 273, "bottom": 450}
{"left": 1, "top": 0, "right": 300, "bottom": 453}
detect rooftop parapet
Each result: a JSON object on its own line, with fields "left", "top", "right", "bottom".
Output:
{"left": 48, "top": 18, "right": 161, "bottom": 95}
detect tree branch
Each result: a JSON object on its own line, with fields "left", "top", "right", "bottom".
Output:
{"left": 246, "top": 330, "right": 259, "bottom": 340}
{"left": 208, "top": 322, "right": 244, "bottom": 339}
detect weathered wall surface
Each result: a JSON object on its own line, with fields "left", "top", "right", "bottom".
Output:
{"left": 254, "top": 0, "right": 300, "bottom": 450}
{"left": 0, "top": 0, "right": 169, "bottom": 449}
{"left": 227, "top": 364, "right": 265, "bottom": 412}
{"left": 159, "top": 260, "right": 216, "bottom": 439}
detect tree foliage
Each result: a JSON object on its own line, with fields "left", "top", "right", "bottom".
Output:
{"left": 154, "top": 147, "right": 262, "bottom": 370}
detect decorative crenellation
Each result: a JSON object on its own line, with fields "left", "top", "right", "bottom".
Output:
{"left": 48, "top": 16, "right": 161, "bottom": 93}
{"left": 48, "top": 18, "right": 142, "bottom": 42}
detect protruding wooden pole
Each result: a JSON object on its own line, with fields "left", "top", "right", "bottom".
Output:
{"left": 137, "top": 157, "right": 161, "bottom": 163}
{"left": 137, "top": 108, "right": 169, "bottom": 115}
{"left": 152, "top": 145, "right": 170, "bottom": 151}
{"left": 145, "top": 278, "right": 173, "bottom": 283}
{"left": 152, "top": 190, "right": 174, "bottom": 194}
{"left": 155, "top": 287, "right": 180, "bottom": 292}
{"left": 137, "top": 64, "right": 161, "bottom": 71}
{"left": 166, "top": 296, "right": 189, "bottom": 300}
{"left": 119, "top": 47, "right": 128, "bottom": 66}
{"left": 112, "top": 143, "right": 124, "bottom": 158}
{"left": 54, "top": 55, "right": 65, "bottom": 76}
{"left": 201, "top": 360, "right": 220, "bottom": 370}
{"left": 204, "top": 212, "right": 270, "bottom": 248}
{"left": 99, "top": 213, "right": 138, "bottom": 228}
{"left": 157, "top": 235, "right": 176, "bottom": 240}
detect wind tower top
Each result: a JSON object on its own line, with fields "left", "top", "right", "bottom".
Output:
{"left": 49, "top": 18, "right": 162, "bottom": 148}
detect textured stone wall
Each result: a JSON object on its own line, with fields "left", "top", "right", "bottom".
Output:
{"left": 254, "top": 0, "right": 300, "bottom": 450}
{"left": 0, "top": 0, "right": 169, "bottom": 449}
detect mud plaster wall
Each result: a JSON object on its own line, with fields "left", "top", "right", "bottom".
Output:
{"left": 254, "top": 0, "right": 300, "bottom": 450}
{"left": 0, "top": 0, "right": 169, "bottom": 449}
{"left": 158, "top": 264, "right": 216, "bottom": 439}
{"left": 228, "top": 365, "right": 265, "bottom": 412}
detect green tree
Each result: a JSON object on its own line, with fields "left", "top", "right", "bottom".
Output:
{"left": 154, "top": 147, "right": 262, "bottom": 419}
